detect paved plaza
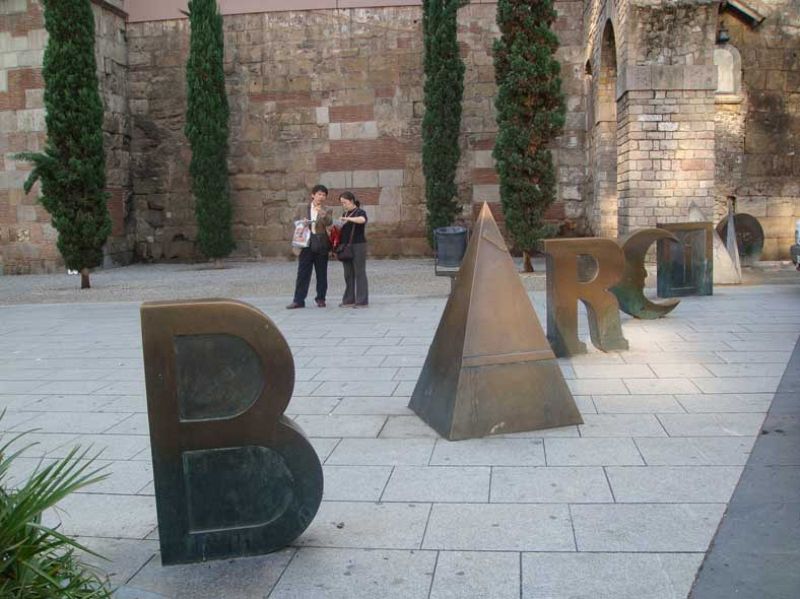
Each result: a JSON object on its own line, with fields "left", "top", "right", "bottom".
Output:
{"left": 0, "top": 260, "right": 798, "bottom": 598}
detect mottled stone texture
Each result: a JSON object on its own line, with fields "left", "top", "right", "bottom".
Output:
{"left": 0, "top": 0, "right": 133, "bottom": 274}
{"left": 127, "top": 5, "right": 586, "bottom": 261}
{"left": 719, "top": 0, "right": 800, "bottom": 260}
{"left": 3, "top": 0, "right": 798, "bottom": 271}
{"left": 584, "top": 0, "right": 719, "bottom": 238}
{"left": 582, "top": 0, "right": 799, "bottom": 259}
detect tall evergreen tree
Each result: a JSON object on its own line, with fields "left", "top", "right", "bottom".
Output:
{"left": 493, "top": 0, "right": 566, "bottom": 271}
{"left": 17, "top": 0, "right": 110, "bottom": 289}
{"left": 422, "top": 0, "right": 467, "bottom": 244}
{"left": 185, "top": 0, "right": 234, "bottom": 261}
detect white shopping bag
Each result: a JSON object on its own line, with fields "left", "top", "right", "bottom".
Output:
{"left": 292, "top": 220, "right": 311, "bottom": 248}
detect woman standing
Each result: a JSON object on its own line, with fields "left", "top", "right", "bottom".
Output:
{"left": 337, "top": 191, "right": 368, "bottom": 307}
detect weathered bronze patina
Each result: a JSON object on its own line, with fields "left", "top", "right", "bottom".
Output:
{"left": 611, "top": 228, "right": 681, "bottom": 319}
{"left": 141, "top": 299, "right": 322, "bottom": 565}
{"left": 408, "top": 203, "right": 582, "bottom": 441}
{"left": 543, "top": 238, "right": 629, "bottom": 357}
{"left": 657, "top": 222, "right": 714, "bottom": 297}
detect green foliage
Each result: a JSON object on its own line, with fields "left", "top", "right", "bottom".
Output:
{"left": 185, "top": 0, "right": 234, "bottom": 259}
{"left": 422, "top": 0, "right": 467, "bottom": 245}
{"left": 16, "top": 0, "right": 111, "bottom": 284}
{"left": 492, "top": 0, "right": 566, "bottom": 252}
{"left": 0, "top": 416, "right": 111, "bottom": 598}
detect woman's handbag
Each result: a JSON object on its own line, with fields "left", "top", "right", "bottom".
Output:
{"left": 335, "top": 243, "right": 354, "bottom": 261}
{"left": 334, "top": 216, "right": 357, "bottom": 262}
{"left": 328, "top": 225, "right": 341, "bottom": 251}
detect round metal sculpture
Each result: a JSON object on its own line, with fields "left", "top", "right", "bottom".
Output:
{"left": 611, "top": 228, "right": 680, "bottom": 319}
{"left": 716, "top": 213, "right": 764, "bottom": 265}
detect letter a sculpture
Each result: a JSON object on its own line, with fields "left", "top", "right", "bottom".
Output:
{"left": 409, "top": 203, "right": 582, "bottom": 441}
{"left": 141, "top": 299, "right": 323, "bottom": 564}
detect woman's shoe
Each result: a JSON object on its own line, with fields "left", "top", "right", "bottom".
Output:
{"left": 338, "top": 303, "right": 355, "bottom": 307}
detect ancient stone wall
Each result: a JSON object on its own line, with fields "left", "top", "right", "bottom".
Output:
{"left": 583, "top": 0, "right": 719, "bottom": 238}
{"left": 0, "top": 0, "right": 132, "bottom": 274}
{"left": 719, "top": 0, "right": 800, "bottom": 260}
{"left": 127, "top": 4, "right": 586, "bottom": 261}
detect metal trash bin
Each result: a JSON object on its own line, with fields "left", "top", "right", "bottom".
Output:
{"left": 434, "top": 226, "right": 468, "bottom": 277}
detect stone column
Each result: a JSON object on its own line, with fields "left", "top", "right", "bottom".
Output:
{"left": 616, "top": 64, "right": 717, "bottom": 234}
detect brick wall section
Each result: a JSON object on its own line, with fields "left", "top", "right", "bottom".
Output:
{"left": 0, "top": 0, "right": 133, "bottom": 274}
{"left": 127, "top": 4, "right": 585, "bottom": 261}
{"left": 618, "top": 88, "right": 716, "bottom": 233}
{"left": 720, "top": 1, "right": 800, "bottom": 260}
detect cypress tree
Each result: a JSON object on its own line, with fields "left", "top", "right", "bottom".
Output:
{"left": 422, "top": 0, "right": 467, "bottom": 244}
{"left": 17, "top": 0, "right": 110, "bottom": 289}
{"left": 185, "top": 0, "right": 234, "bottom": 261}
{"left": 493, "top": 0, "right": 566, "bottom": 271}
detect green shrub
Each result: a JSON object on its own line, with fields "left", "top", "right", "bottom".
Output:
{"left": 0, "top": 418, "right": 110, "bottom": 598}
{"left": 422, "top": 0, "right": 467, "bottom": 244}
{"left": 493, "top": 0, "right": 566, "bottom": 270}
{"left": 185, "top": 0, "right": 235, "bottom": 260}
{"left": 16, "top": 0, "right": 111, "bottom": 289}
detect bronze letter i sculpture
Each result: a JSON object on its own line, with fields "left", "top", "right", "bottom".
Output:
{"left": 409, "top": 203, "right": 582, "bottom": 441}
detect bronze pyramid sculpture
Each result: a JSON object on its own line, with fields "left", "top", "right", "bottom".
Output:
{"left": 409, "top": 203, "right": 583, "bottom": 440}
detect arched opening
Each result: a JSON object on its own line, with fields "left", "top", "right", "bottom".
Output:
{"left": 592, "top": 21, "right": 618, "bottom": 238}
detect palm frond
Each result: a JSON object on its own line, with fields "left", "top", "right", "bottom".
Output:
{"left": 0, "top": 414, "right": 112, "bottom": 598}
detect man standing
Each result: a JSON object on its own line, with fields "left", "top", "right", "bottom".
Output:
{"left": 287, "top": 185, "right": 332, "bottom": 309}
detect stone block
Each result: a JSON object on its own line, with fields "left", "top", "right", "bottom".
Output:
{"left": 573, "top": 503, "right": 726, "bottom": 552}
{"left": 328, "top": 122, "right": 341, "bottom": 140}
{"left": 472, "top": 184, "right": 499, "bottom": 203}
{"left": 522, "top": 553, "right": 702, "bottom": 599}
{"left": 319, "top": 171, "right": 352, "bottom": 189}
{"left": 382, "top": 466, "right": 490, "bottom": 502}
{"left": 16, "top": 108, "right": 45, "bottom": 132}
{"left": 26, "top": 29, "right": 47, "bottom": 50}
{"left": 315, "top": 106, "right": 329, "bottom": 125}
{"left": 378, "top": 185, "right": 402, "bottom": 207}
{"left": 423, "top": 503, "right": 574, "bottom": 551}
{"left": 272, "top": 548, "right": 435, "bottom": 599}
{"left": 352, "top": 169, "right": 378, "bottom": 188}
{"left": 2, "top": 53, "right": 18, "bottom": 69}
{"left": 340, "top": 121, "right": 379, "bottom": 140}
{"left": 378, "top": 168, "right": 404, "bottom": 187}
{"left": 430, "top": 552, "right": 519, "bottom": 599}
{"left": 472, "top": 149, "right": 494, "bottom": 168}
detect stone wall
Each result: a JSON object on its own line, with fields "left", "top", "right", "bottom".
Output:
{"left": 127, "top": 4, "right": 586, "bottom": 261}
{"left": 719, "top": 0, "right": 800, "bottom": 260}
{"left": 0, "top": 0, "right": 132, "bottom": 275}
{"left": 583, "top": 0, "right": 719, "bottom": 238}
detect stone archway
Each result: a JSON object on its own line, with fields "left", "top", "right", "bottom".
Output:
{"left": 591, "top": 20, "right": 619, "bottom": 238}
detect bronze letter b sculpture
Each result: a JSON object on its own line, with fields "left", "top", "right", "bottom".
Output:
{"left": 141, "top": 299, "right": 322, "bottom": 564}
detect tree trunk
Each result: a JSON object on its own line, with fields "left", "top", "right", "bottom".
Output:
{"left": 80, "top": 267, "right": 90, "bottom": 289}
{"left": 522, "top": 251, "right": 534, "bottom": 273}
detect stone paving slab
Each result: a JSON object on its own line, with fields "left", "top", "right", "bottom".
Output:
{"left": 522, "top": 553, "right": 703, "bottom": 599}
{"left": 271, "top": 548, "right": 436, "bottom": 599}
{"left": 690, "top": 336, "right": 800, "bottom": 599}
{"left": 0, "top": 280, "right": 798, "bottom": 598}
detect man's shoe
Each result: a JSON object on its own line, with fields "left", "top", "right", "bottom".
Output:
{"left": 353, "top": 303, "right": 368, "bottom": 309}
{"left": 286, "top": 303, "right": 304, "bottom": 309}
{"left": 316, "top": 300, "right": 326, "bottom": 307}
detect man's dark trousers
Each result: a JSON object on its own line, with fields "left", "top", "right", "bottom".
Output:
{"left": 293, "top": 239, "right": 329, "bottom": 306}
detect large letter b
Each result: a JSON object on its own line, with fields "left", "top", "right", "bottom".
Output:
{"left": 141, "top": 299, "right": 322, "bottom": 564}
